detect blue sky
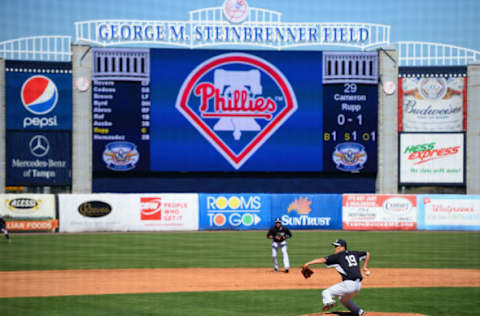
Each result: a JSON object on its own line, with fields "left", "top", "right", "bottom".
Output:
{"left": 1, "top": 0, "right": 479, "bottom": 51}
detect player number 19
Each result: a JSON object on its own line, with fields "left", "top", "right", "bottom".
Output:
{"left": 345, "top": 255, "right": 358, "bottom": 267}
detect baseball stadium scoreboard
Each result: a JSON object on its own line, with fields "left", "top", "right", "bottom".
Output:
{"left": 92, "top": 49, "right": 151, "bottom": 172}
{"left": 91, "top": 48, "right": 378, "bottom": 174}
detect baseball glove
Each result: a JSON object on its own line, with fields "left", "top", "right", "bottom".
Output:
{"left": 301, "top": 265, "right": 314, "bottom": 279}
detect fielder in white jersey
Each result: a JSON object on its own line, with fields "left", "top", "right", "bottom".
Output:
{"left": 302, "top": 239, "right": 370, "bottom": 316}
{"left": 266, "top": 218, "right": 292, "bottom": 273}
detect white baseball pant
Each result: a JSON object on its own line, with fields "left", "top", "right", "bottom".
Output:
{"left": 322, "top": 279, "right": 364, "bottom": 315}
{"left": 272, "top": 240, "right": 290, "bottom": 270}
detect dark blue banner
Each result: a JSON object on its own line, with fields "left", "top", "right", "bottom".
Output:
{"left": 271, "top": 194, "right": 342, "bottom": 230}
{"left": 6, "top": 131, "right": 71, "bottom": 185}
{"left": 199, "top": 194, "right": 271, "bottom": 230}
{"left": 150, "top": 49, "right": 323, "bottom": 171}
{"left": 5, "top": 61, "right": 72, "bottom": 131}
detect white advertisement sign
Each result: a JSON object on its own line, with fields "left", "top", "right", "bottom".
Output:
{"left": 424, "top": 197, "right": 480, "bottom": 227}
{"left": 59, "top": 194, "right": 198, "bottom": 232}
{"left": 400, "top": 76, "right": 466, "bottom": 131}
{"left": 0, "top": 194, "right": 56, "bottom": 219}
{"left": 343, "top": 194, "right": 417, "bottom": 230}
{"left": 132, "top": 194, "right": 198, "bottom": 231}
{"left": 58, "top": 194, "right": 130, "bottom": 232}
{"left": 399, "top": 133, "right": 464, "bottom": 184}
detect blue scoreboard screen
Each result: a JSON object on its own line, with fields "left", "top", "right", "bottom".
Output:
{"left": 91, "top": 48, "right": 377, "bottom": 174}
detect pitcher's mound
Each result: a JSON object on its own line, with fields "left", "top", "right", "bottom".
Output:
{"left": 300, "top": 312, "right": 426, "bottom": 316}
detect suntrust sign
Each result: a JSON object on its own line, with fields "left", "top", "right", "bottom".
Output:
{"left": 76, "top": 0, "right": 387, "bottom": 49}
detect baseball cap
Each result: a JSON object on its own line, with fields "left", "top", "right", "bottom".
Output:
{"left": 275, "top": 218, "right": 282, "bottom": 223}
{"left": 331, "top": 239, "right": 347, "bottom": 248}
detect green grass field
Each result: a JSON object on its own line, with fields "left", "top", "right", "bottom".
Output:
{"left": 1, "top": 230, "right": 479, "bottom": 315}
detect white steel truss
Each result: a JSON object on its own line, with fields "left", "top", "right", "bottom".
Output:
{"left": 0, "top": 36, "right": 71, "bottom": 61}
{"left": 395, "top": 41, "right": 480, "bottom": 66}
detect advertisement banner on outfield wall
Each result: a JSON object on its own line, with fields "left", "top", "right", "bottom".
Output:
{"left": 132, "top": 194, "right": 198, "bottom": 231}
{"left": 59, "top": 194, "right": 198, "bottom": 232}
{"left": 417, "top": 195, "right": 480, "bottom": 231}
{"left": 343, "top": 194, "right": 417, "bottom": 230}
{"left": 398, "top": 67, "right": 467, "bottom": 132}
{"left": 0, "top": 194, "right": 56, "bottom": 219}
{"left": 399, "top": 132, "right": 465, "bottom": 185}
{"left": 59, "top": 194, "right": 129, "bottom": 232}
{"left": 199, "top": 194, "right": 270, "bottom": 230}
{"left": 271, "top": 194, "right": 342, "bottom": 230}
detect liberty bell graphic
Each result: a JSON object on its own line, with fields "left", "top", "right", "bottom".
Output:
{"left": 213, "top": 69, "right": 263, "bottom": 140}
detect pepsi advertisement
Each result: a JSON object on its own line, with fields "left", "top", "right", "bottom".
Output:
{"left": 6, "top": 131, "right": 72, "bottom": 185}
{"left": 149, "top": 49, "right": 323, "bottom": 171}
{"left": 271, "top": 194, "right": 342, "bottom": 230}
{"left": 5, "top": 61, "right": 72, "bottom": 131}
{"left": 199, "top": 194, "right": 271, "bottom": 230}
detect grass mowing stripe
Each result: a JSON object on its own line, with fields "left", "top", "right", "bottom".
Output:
{"left": 1, "top": 287, "right": 479, "bottom": 316}
{"left": 0, "top": 231, "right": 479, "bottom": 270}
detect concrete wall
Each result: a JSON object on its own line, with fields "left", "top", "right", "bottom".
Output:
{"left": 376, "top": 49, "right": 398, "bottom": 194}
{"left": 467, "top": 64, "right": 480, "bottom": 194}
{"left": 71, "top": 45, "right": 92, "bottom": 193}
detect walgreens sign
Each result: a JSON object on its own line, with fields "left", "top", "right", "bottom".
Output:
{"left": 399, "top": 133, "right": 464, "bottom": 185}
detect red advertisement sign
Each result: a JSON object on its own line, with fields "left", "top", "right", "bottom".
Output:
{"left": 140, "top": 197, "right": 162, "bottom": 220}
{"left": 6, "top": 220, "right": 58, "bottom": 231}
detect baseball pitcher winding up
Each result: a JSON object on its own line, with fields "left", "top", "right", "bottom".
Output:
{"left": 302, "top": 239, "right": 370, "bottom": 316}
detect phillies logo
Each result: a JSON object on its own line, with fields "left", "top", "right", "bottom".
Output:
{"left": 176, "top": 53, "right": 298, "bottom": 169}
{"left": 21, "top": 75, "right": 58, "bottom": 115}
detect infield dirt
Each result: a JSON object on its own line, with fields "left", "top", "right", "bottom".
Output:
{"left": 1, "top": 267, "right": 479, "bottom": 298}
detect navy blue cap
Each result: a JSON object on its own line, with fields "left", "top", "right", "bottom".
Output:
{"left": 275, "top": 217, "right": 282, "bottom": 223}
{"left": 331, "top": 239, "right": 347, "bottom": 248}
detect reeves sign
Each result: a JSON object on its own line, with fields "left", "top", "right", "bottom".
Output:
{"left": 399, "top": 133, "right": 465, "bottom": 185}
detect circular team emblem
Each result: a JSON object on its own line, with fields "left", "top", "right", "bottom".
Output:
{"left": 332, "top": 142, "right": 367, "bottom": 172}
{"left": 21, "top": 75, "right": 58, "bottom": 115}
{"left": 102, "top": 141, "right": 140, "bottom": 171}
{"left": 176, "top": 53, "right": 298, "bottom": 170}
{"left": 223, "top": 0, "right": 249, "bottom": 24}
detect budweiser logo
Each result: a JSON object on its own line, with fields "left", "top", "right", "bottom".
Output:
{"left": 176, "top": 53, "right": 297, "bottom": 169}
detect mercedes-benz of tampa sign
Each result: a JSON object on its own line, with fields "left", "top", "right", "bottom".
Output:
{"left": 75, "top": 0, "right": 389, "bottom": 50}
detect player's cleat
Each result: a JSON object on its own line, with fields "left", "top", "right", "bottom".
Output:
{"left": 273, "top": 268, "right": 278, "bottom": 272}
{"left": 285, "top": 269, "right": 289, "bottom": 273}
{"left": 359, "top": 311, "right": 367, "bottom": 316}
{"left": 322, "top": 302, "right": 336, "bottom": 311}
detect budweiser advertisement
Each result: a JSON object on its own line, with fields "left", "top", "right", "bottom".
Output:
{"left": 399, "top": 132, "right": 465, "bottom": 185}
{"left": 343, "top": 194, "right": 417, "bottom": 230}
{"left": 398, "top": 67, "right": 467, "bottom": 132}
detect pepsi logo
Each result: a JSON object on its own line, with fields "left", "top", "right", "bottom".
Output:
{"left": 21, "top": 75, "right": 58, "bottom": 115}
{"left": 176, "top": 53, "right": 298, "bottom": 169}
